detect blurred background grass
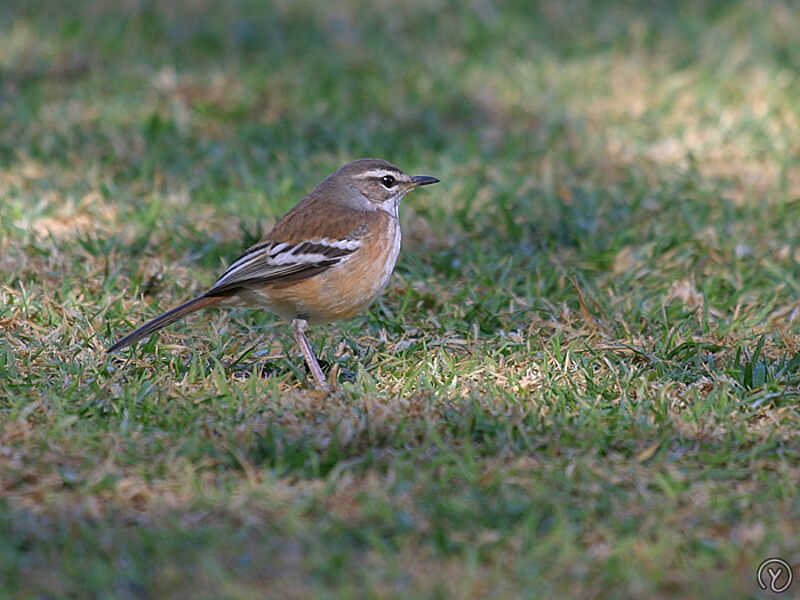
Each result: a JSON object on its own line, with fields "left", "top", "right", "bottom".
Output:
{"left": 2, "top": 1, "right": 800, "bottom": 598}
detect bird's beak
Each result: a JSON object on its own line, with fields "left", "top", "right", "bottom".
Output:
{"left": 409, "top": 175, "right": 440, "bottom": 187}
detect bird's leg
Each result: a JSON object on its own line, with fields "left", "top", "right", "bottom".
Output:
{"left": 291, "top": 318, "right": 332, "bottom": 392}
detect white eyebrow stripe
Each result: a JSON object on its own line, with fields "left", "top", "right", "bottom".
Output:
{"left": 355, "top": 169, "right": 404, "bottom": 179}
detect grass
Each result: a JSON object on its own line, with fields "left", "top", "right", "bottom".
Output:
{"left": 2, "top": 0, "right": 800, "bottom": 597}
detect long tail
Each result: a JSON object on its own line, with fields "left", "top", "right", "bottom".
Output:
{"left": 107, "top": 295, "right": 222, "bottom": 354}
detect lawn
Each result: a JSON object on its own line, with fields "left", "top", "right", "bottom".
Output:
{"left": 2, "top": 1, "right": 800, "bottom": 598}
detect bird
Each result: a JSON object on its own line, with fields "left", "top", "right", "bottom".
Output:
{"left": 107, "top": 158, "right": 440, "bottom": 392}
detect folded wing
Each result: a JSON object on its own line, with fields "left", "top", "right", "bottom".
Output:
{"left": 206, "top": 237, "right": 362, "bottom": 296}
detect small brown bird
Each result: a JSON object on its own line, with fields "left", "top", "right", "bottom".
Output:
{"left": 108, "top": 158, "right": 439, "bottom": 391}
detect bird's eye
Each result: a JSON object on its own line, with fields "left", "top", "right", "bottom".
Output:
{"left": 380, "top": 175, "right": 396, "bottom": 188}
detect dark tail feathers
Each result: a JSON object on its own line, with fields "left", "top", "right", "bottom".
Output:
{"left": 107, "top": 295, "right": 221, "bottom": 354}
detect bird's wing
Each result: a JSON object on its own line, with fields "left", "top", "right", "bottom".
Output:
{"left": 206, "top": 237, "right": 362, "bottom": 296}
